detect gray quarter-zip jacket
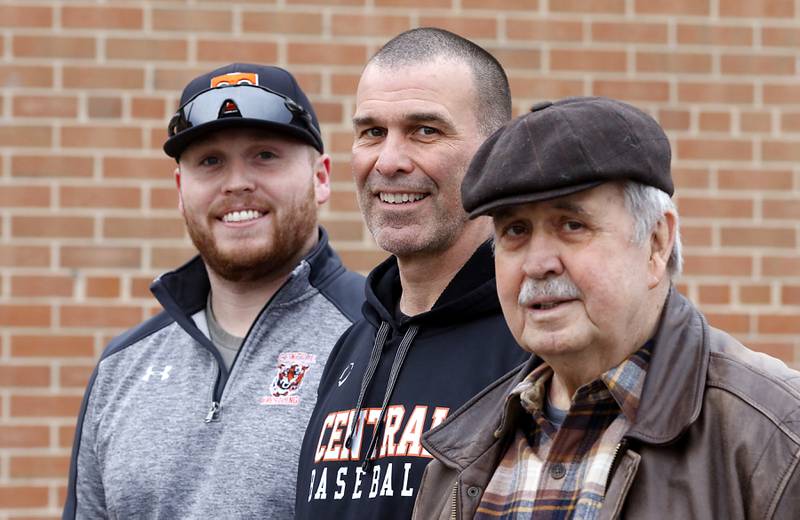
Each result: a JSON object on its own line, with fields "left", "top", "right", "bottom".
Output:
{"left": 63, "top": 228, "right": 365, "bottom": 519}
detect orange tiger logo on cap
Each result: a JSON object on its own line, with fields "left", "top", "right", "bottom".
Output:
{"left": 210, "top": 72, "right": 258, "bottom": 88}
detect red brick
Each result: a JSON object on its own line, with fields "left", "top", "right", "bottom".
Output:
{"left": 244, "top": 11, "right": 325, "bottom": 34}
{"left": 592, "top": 22, "right": 668, "bottom": 43}
{"left": 61, "top": 246, "right": 141, "bottom": 269}
{"left": 314, "top": 102, "right": 345, "bottom": 124}
{"left": 329, "top": 190, "right": 360, "bottom": 213}
{"left": 0, "top": 485, "right": 48, "bottom": 508}
{"left": 150, "top": 187, "right": 179, "bottom": 210}
{"left": 0, "top": 426, "right": 49, "bottom": 448}
{"left": 13, "top": 95, "right": 79, "bottom": 118}
{"left": 0, "top": 64, "right": 53, "bottom": 87}
{"left": 764, "top": 84, "right": 800, "bottom": 104}
{"left": 592, "top": 80, "right": 669, "bottom": 102}
{"left": 740, "top": 284, "right": 772, "bottom": 304}
{"left": 749, "top": 342, "right": 795, "bottom": 362}
{"left": 0, "top": 126, "right": 51, "bottom": 147}
{"left": 721, "top": 226, "right": 795, "bottom": 248}
{"left": 152, "top": 247, "right": 197, "bottom": 269}
{"left": 763, "top": 140, "right": 800, "bottom": 162}
{"left": 287, "top": 0, "right": 362, "bottom": 4}
{"left": 0, "top": 185, "right": 50, "bottom": 207}
{"left": 197, "top": 40, "right": 278, "bottom": 63}
{"left": 720, "top": 0, "right": 794, "bottom": 18}
{"left": 550, "top": 0, "right": 624, "bottom": 13}
{"left": 507, "top": 19, "right": 583, "bottom": 41}
{"left": 678, "top": 82, "right": 753, "bottom": 103}
{"left": 60, "top": 425, "right": 77, "bottom": 448}
{"left": 705, "top": 313, "right": 750, "bottom": 334}
{"left": 551, "top": 49, "right": 626, "bottom": 72}
{"left": 418, "top": 17, "right": 497, "bottom": 39}
{"left": 61, "top": 126, "right": 142, "bottom": 149}
{"left": 106, "top": 37, "right": 191, "bottom": 61}
{"left": 0, "top": 305, "right": 51, "bottom": 327}
{"left": 508, "top": 77, "right": 584, "bottom": 100}
{"left": 699, "top": 111, "right": 731, "bottom": 132}
{"left": 376, "top": 0, "right": 449, "bottom": 6}
{"left": 741, "top": 111, "right": 772, "bottom": 133}
{"left": 698, "top": 284, "right": 730, "bottom": 304}
{"left": 132, "top": 97, "right": 167, "bottom": 120}
{"left": 132, "top": 276, "right": 157, "bottom": 298}
{"left": 62, "top": 6, "right": 143, "bottom": 29}
{"left": 152, "top": 8, "right": 233, "bottom": 32}
{"left": 320, "top": 219, "right": 364, "bottom": 242}
{"left": 154, "top": 66, "right": 208, "bottom": 90}
{"left": 763, "top": 27, "right": 800, "bottom": 47}
{"left": 463, "top": 0, "right": 537, "bottom": 7}
{"left": 763, "top": 256, "right": 800, "bottom": 276}
{"left": 683, "top": 255, "right": 752, "bottom": 276}
{"left": 13, "top": 35, "right": 95, "bottom": 59}
{"left": 680, "top": 225, "right": 712, "bottom": 246}
{"left": 0, "top": 365, "right": 50, "bottom": 387}
{"left": 12, "top": 155, "right": 93, "bottom": 178}
{"left": 677, "top": 138, "right": 752, "bottom": 161}
{"left": 60, "top": 365, "right": 94, "bottom": 388}
{"left": 87, "top": 277, "right": 121, "bottom": 298}
{"left": 88, "top": 97, "right": 123, "bottom": 119}
{"left": 60, "top": 186, "right": 141, "bottom": 209}
{"left": 103, "top": 156, "right": 175, "bottom": 180}
{"left": 10, "top": 395, "right": 83, "bottom": 418}
{"left": 758, "top": 314, "right": 800, "bottom": 334}
{"left": 677, "top": 23, "right": 753, "bottom": 46}
{"left": 782, "top": 286, "right": 800, "bottom": 305}
{"left": 10, "top": 456, "right": 70, "bottom": 478}
{"left": 288, "top": 43, "right": 368, "bottom": 66}
{"left": 781, "top": 112, "right": 800, "bottom": 132}
{"left": 658, "top": 109, "right": 690, "bottom": 130}
{"left": 637, "top": 52, "right": 712, "bottom": 74}
{"left": 0, "top": 245, "right": 50, "bottom": 267}
{"left": 718, "top": 168, "right": 793, "bottom": 191}
{"left": 12, "top": 216, "right": 94, "bottom": 238}
{"left": 677, "top": 197, "right": 753, "bottom": 218}
{"left": 63, "top": 66, "right": 145, "bottom": 90}
{"left": 490, "top": 48, "right": 541, "bottom": 70}
{"left": 635, "top": 0, "right": 709, "bottom": 14}
{"left": 763, "top": 199, "right": 800, "bottom": 219}
{"left": 331, "top": 73, "right": 360, "bottom": 96}
{"left": 0, "top": 5, "right": 52, "bottom": 27}
{"left": 672, "top": 167, "right": 710, "bottom": 189}
{"left": 721, "top": 54, "right": 795, "bottom": 76}
{"left": 104, "top": 217, "right": 185, "bottom": 239}
{"left": 11, "top": 275, "right": 74, "bottom": 297}
{"left": 11, "top": 335, "right": 94, "bottom": 358}
{"left": 61, "top": 305, "right": 142, "bottom": 328}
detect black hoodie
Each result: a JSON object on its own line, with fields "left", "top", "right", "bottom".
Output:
{"left": 295, "top": 241, "right": 529, "bottom": 519}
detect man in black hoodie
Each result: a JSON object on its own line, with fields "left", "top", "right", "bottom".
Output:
{"left": 295, "top": 28, "right": 529, "bottom": 520}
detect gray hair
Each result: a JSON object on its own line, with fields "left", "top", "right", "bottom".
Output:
{"left": 369, "top": 27, "right": 512, "bottom": 137}
{"left": 621, "top": 181, "right": 683, "bottom": 279}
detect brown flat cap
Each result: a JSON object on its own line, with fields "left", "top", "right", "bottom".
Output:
{"left": 461, "top": 96, "right": 672, "bottom": 217}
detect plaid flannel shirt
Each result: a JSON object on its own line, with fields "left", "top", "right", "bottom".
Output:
{"left": 475, "top": 345, "right": 651, "bottom": 520}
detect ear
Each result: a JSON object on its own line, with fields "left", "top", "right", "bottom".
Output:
{"left": 647, "top": 210, "right": 677, "bottom": 289}
{"left": 174, "top": 166, "right": 185, "bottom": 214}
{"left": 313, "top": 153, "right": 332, "bottom": 206}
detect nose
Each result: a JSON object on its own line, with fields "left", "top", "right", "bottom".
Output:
{"left": 521, "top": 232, "right": 564, "bottom": 280}
{"left": 373, "top": 134, "right": 414, "bottom": 177}
{"left": 221, "top": 158, "right": 255, "bottom": 194}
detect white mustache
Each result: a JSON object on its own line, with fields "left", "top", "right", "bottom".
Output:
{"left": 518, "top": 276, "right": 582, "bottom": 306}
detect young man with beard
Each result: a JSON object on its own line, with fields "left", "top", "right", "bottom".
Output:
{"left": 295, "top": 28, "right": 528, "bottom": 520}
{"left": 63, "top": 63, "right": 364, "bottom": 519}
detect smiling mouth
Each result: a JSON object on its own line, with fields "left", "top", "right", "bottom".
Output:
{"left": 378, "top": 192, "right": 427, "bottom": 204}
{"left": 221, "top": 209, "right": 265, "bottom": 223}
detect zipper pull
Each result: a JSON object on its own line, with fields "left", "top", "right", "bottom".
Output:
{"left": 204, "top": 401, "right": 221, "bottom": 423}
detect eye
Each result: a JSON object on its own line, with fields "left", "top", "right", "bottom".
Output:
{"left": 563, "top": 220, "right": 584, "bottom": 231}
{"left": 199, "top": 156, "right": 221, "bottom": 167}
{"left": 257, "top": 150, "right": 276, "bottom": 160}
{"left": 361, "top": 127, "right": 385, "bottom": 138}
{"left": 415, "top": 126, "right": 439, "bottom": 137}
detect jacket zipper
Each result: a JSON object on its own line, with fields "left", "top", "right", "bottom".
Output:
{"left": 605, "top": 438, "right": 628, "bottom": 493}
{"left": 450, "top": 481, "right": 458, "bottom": 520}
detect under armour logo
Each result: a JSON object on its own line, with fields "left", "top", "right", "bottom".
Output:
{"left": 142, "top": 365, "right": 173, "bottom": 381}
{"left": 338, "top": 363, "right": 354, "bottom": 387}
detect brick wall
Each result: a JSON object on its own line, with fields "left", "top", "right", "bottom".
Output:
{"left": 1, "top": 0, "right": 798, "bottom": 517}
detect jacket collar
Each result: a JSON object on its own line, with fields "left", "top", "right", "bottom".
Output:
{"left": 423, "top": 288, "right": 710, "bottom": 468}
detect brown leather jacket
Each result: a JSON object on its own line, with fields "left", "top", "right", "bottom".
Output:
{"left": 412, "top": 290, "right": 800, "bottom": 519}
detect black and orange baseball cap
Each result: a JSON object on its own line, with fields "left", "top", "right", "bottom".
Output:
{"left": 164, "top": 63, "right": 323, "bottom": 159}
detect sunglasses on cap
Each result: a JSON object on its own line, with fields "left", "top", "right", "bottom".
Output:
{"left": 167, "top": 84, "right": 322, "bottom": 151}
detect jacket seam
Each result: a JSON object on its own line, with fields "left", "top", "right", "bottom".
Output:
{"left": 765, "top": 446, "right": 800, "bottom": 519}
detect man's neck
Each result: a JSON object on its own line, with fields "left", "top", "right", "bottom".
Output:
{"left": 396, "top": 220, "right": 491, "bottom": 316}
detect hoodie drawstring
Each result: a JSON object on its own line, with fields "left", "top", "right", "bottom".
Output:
{"left": 345, "top": 321, "right": 390, "bottom": 450}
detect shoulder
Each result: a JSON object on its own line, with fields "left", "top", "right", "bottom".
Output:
{"left": 99, "top": 311, "right": 175, "bottom": 364}
{"left": 315, "top": 269, "right": 365, "bottom": 323}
